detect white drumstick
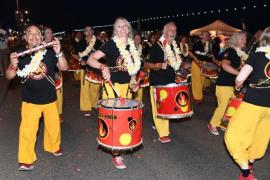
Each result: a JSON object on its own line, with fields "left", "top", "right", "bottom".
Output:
{"left": 17, "top": 41, "right": 55, "bottom": 57}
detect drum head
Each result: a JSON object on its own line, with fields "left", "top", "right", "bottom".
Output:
{"left": 99, "top": 98, "right": 141, "bottom": 109}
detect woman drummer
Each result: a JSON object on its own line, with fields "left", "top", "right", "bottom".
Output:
{"left": 87, "top": 17, "right": 141, "bottom": 169}
{"left": 207, "top": 31, "right": 247, "bottom": 135}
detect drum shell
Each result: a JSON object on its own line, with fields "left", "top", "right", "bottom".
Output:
{"left": 201, "top": 62, "right": 218, "bottom": 79}
{"left": 223, "top": 97, "right": 243, "bottom": 122}
{"left": 97, "top": 99, "right": 143, "bottom": 150}
{"left": 154, "top": 83, "right": 193, "bottom": 119}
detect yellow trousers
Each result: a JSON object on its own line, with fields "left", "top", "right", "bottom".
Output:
{"left": 209, "top": 86, "right": 235, "bottom": 127}
{"left": 102, "top": 82, "right": 132, "bottom": 99}
{"left": 80, "top": 70, "right": 101, "bottom": 111}
{"left": 18, "top": 101, "right": 61, "bottom": 164}
{"left": 73, "top": 70, "right": 80, "bottom": 81}
{"left": 134, "top": 87, "right": 143, "bottom": 102}
{"left": 203, "top": 78, "right": 211, "bottom": 89}
{"left": 56, "top": 87, "right": 63, "bottom": 115}
{"left": 191, "top": 61, "right": 204, "bottom": 101}
{"left": 225, "top": 102, "right": 270, "bottom": 168}
{"left": 150, "top": 86, "right": 169, "bottom": 138}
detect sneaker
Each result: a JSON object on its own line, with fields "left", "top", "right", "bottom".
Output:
{"left": 158, "top": 136, "right": 172, "bottom": 143}
{"left": 18, "top": 164, "right": 34, "bottom": 171}
{"left": 84, "top": 111, "right": 91, "bottom": 117}
{"left": 238, "top": 173, "right": 257, "bottom": 180}
{"left": 112, "top": 156, "right": 126, "bottom": 169}
{"left": 219, "top": 126, "right": 227, "bottom": 132}
{"left": 249, "top": 164, "right": 254, "bottom": 173}
{"left": 53, "top": 148, "right": 63, "bottom": 157}
{"left": 207, "top": 124, "right": 219, "bottom": 135}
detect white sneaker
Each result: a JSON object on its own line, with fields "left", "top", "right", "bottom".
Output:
{"left": 18, "top": 164, "right": 34, "bottom": 171}
{"left": 112, "top": 156, "right": 126, "bottom": 169}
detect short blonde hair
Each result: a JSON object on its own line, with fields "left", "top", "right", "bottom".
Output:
{"left": 163, "top": 22, "right": 176, "bottom": 35}
{"left": 259, "top": 26, "right": 270, "bottom": 47}
{"left": 113, "top": 17, "right": 133, "bottom": 38}
{"left": 227, "top": 31, "right": 246, "bottom": 48}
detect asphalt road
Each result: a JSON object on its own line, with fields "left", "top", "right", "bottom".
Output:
{"left": 0, "top": 74, "right": 269, "bottom": 180}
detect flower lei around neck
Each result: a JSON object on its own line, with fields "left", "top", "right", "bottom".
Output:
{"left": 17, "top": 50, "right": 47, "bottom": 78}
{"left": 113, "top": 36, "right": 141, "bottom": 76}
{"left": 235, "top": 48, "right": 249, "bottom": 61}
{"left": 79, "top": 35, "right": 96, "bottom": 58}
{"left": 256, "top": 46, "right": 270, "bottom": 60}
{"left": 160, "top": 36, "right": 182, "bottom": 71}
{"left": 179, "top": 42, "right": 189, "bottom": 57}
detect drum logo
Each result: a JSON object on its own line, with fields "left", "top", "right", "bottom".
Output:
{"left": 29, "top": 62, "right": 47, "bottom": 80}
{"left": 128, "top": 117, "right": 137, "bottom": 131}
{"left": 264, "top": 61, "right": 270, "bottom": 79}
{"left": 98, "top": 118, "right": 108, "bottom": 139}
{"left": 175, "top": 91, "right": 189, "bottom": 112}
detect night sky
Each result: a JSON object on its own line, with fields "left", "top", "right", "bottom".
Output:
{"left": 1, "top": 0, "right": 269, "bottom": 34}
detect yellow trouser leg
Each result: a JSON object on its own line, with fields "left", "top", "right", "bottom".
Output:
{"left": 150, "top": 86, "right": 169, "bottom": 138}
{"left": 73, "top": 70, "right": 80, "bottom": 81}
{"left": 56, "top": 87, "right": 63, "bottom": 115}
{"left": 191, "top": 61, "right": 203, "bottom": 101}
{"left": 43, "top": 101, "right": 61, "bottom": 153}
{"left": 18, "top": 102, "right": 43, "bottom": 164}
{"left": 80, "top": 70, "right": 92, "bottom": 111}
{"left": 209, "top": 86, "right": 235, "bottom": 127}
{"left": 102, "top": 83, "right": 132, "bottom": 99}
{"left": 89, "top": 82, "right": 101, "bottom": 108}
{"left": 225, "top": 102, "right": 270, "bottom": 168}
{"left": 203, "top": 77, "right": 211, "bottom": 89}
{"left": 134, "top": 87, "right": 143, "bottom": 102}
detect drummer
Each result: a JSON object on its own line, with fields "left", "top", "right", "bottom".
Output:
{"left": 73, "top": 26, "right": 103, "bottom": 117}
{"left": 44, "top": 27, "right": 64, "bottom": 123}
{"left": 191, "top": 31, "right": 214, "bottom": 103}
{"left": 87, "top": 17, "right": 141, "bottom": 169}
{"left": 208, "top": 31, "right": 246, "bottom": 135}
{"left": 144, "top": 22, "right": 181, "bottom": 143}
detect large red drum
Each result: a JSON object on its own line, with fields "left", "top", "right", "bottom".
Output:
{"left": 97, "top": 98, "right": 143, "bottom": 150}
{"left": 154, "top": 83, "right": 193, "bottom": 119}
{"left": 201, "top": 62, "right": 219, "bottom": 79}
{"left": 222, "top": 96, "right": 243, "bottom": 127}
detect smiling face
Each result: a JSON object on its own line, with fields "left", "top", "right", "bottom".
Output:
{"left": 84, "top": 26, "right": 93, "bottom": 37}
{"left": 134, "top": 34, "right": 142, "bottom": 46}
{"left": 25, "top": 26, "right": 42, "bottom": 48}
{"left": 237, "top": 34, "right": 247, "bottom": 49}
{"left": 44, "top": 28, "right": 53, "bottom": 42}
{"left": 114, "top": 18, "right": 131, "bottom": 39}
{"left": 164, "top": 23, "right": 177, "bottom": 43}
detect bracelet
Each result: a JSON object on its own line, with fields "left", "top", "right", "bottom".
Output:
{"left": 100, "top": 64, "right": 106, "bottom": 71}
{"left": 8, "top": 64, "right": 18, "bottom": 71}
{"left": 55, "top": 51, "right": 63, "bottom": 58}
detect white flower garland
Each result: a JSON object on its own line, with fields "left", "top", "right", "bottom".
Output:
{"left": 113, "top": 36, "right": 141, "bottom": 76}
{"left": 179, "top": 42, "right": 189, "bottom": 57}
{"left": 160, "top": 36, "right": 182, "bottom": 71}
{"left": 235, "top": 48, "right": 249, "bottom": 61}
{"left": 256, "top": 46, "right": 270, "bottom": 60}
{"left": 79, "top": 35, "right": 96, "bottom": 58}
{"left": 17, "top": 50, "right": 47, "bottom": 78}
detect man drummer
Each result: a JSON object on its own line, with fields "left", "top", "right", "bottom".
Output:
{"left": 73, "top": 26, "right": 103, "bottom": 117}
{"left": 87, "top": 17, "right": 141, "bottom": 169}
{"left": 144, "top": 22, "right": 182, "bottom": 143}
{"left": 6, "top": 25, "right": 68, "bottom": 170}
{"left": 191, "top": 31, "right": 214, "bottom": 103}
{"left": 44, "top": 27, "right": 64, "bottom": 123}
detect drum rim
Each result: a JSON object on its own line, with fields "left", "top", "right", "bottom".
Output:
{"left": 98, "top": 98, "right": 144, "bottom": 109}
{"left": 157, "top": 111, "right": 193, "bottom": 119}
{"left": 97, "top": 138, "right": 143, "bottom": 150}
{"left": 154, "top": 82, "right": 189, "bottom": 88}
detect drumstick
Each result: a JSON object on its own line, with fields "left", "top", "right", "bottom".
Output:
{"left": 17, "top": 41, "right": 55, "bottom": 57}
{"left": 107, "top": 79, "right": 125, "bottom": 104}
{"left": 133, "top": 71, "right": 146, "bottom": 92}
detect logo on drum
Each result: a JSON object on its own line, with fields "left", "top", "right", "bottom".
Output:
{"left": 128, "top": 117, "right": 137, "bottom": 131}
{"left": 175, "top": 91, "right": 189, "bottom": 112}
{"left": 264, "top": 61, "right": 270, "bottom": 79}
{"left": 29, "top": 62, "right": 47, "bottom": 80}
{"left": 98, "top": 118, "right": 108, "bottom": 139}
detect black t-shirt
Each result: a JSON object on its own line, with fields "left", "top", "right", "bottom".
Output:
{"left": 244, "top": 52, "right": 270, "bottom": 107}
{"left": 192, "top": 41, "right": 212, "bottom": 62}
{"left": 18, "top": 47, "right": 58, "bottom": 104}
{"left": 146, "top": 42, "right": 175, "bottom": 86}
{"left": 216, "top": 48, "right": 241, "bottom": 86}
{"left": 99, "top": 39, "right": 130, "bottom": 84}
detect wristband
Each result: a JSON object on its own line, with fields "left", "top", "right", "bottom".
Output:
{"left": 100, "top": 64, "right": 106, "bottom": 71}
{"left": 56, "top": 51, "right": 63, "bottom": 58}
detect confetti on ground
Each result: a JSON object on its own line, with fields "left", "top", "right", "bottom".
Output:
{"left": 136, "top": 155, "right": 143, "bottom": 159}
{"left": 153, "top": 139, "right": 157, "bottom": 143}
{"left": 76, "top": 167, "right": 81, "bottom": 172}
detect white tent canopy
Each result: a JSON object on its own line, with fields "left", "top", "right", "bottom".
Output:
{"left": 189, "top": 20, "right": 241, "bottom": 37}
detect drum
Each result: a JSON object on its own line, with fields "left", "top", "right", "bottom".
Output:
{"left": 181, "top": 61, "right": 191, "bottom": 76}
{"left": 222, "top": 96, "right": 243, "bottom": 127}
{"left": 175, "top": 68, "right": 190, "bottom": 83}
{"left": 97, "top": 98, "right": 143, "bottom": 150}
{"left": 154, "top": 83, "right": 193, "bottom": 119}
{"left": 201, "top": 62, "right": 218, "bottom": 79}
{"left": 68, "top": 58, "right": 80, "bottom": 71}
{"left": 85, "top": 71, "right": 103, "bottom": 84}
{"left": 55, "top": 79, "right": 62, "bottom": 90}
